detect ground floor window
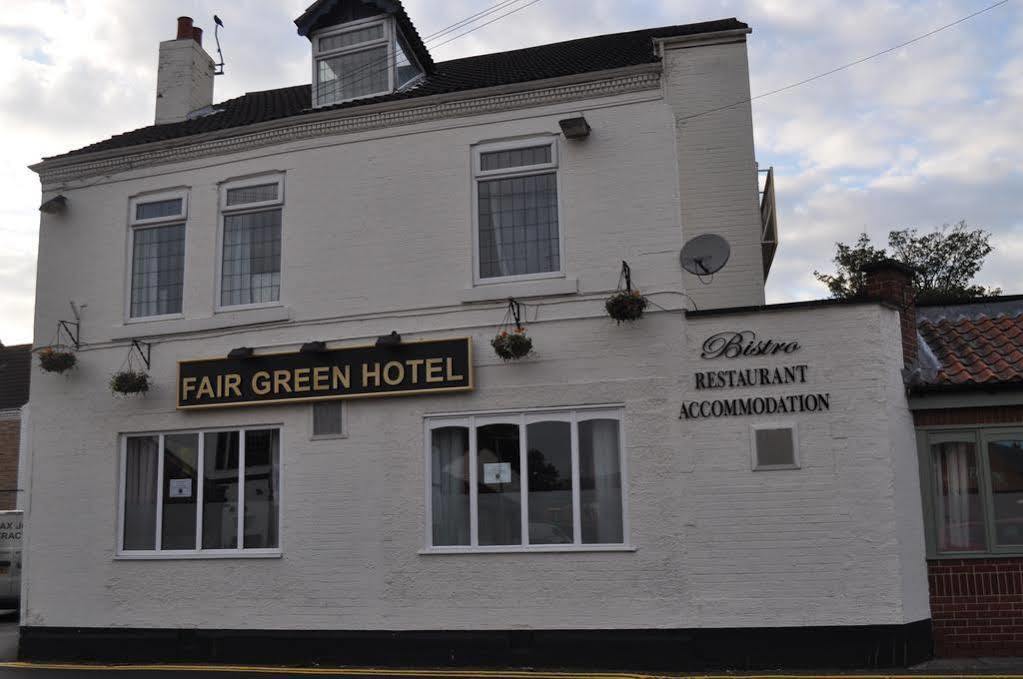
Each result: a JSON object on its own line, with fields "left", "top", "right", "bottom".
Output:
{"left": 925, "top": 428, "right": 1023, "bottom": 555}
{"left": 426, "top": 407, "right": 626, "bottom": 551}
{"left": 120, "top": 427, "right": 280, "bottom": 555}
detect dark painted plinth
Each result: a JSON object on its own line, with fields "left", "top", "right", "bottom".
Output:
{"left": 20, "top": 621, "right": 933, "bottom": 670}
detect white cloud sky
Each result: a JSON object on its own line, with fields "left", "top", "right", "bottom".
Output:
{"left": 1, "top": 0, "right": 1020, "bottom": 343}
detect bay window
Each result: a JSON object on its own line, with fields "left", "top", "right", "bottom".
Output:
{"left": 426, "top": 408, "right": 626, "bottom": 552}
{"left": 119, "top": 427, "right": 280, "bottom": 556}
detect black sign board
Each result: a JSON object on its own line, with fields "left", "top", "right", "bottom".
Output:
{"left": 178, "top": 337, "right": 473, "bottom": 409}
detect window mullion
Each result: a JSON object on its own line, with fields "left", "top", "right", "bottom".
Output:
{"left": 570, "top": 412, "right": 581, "bottom": 546}
{"left": 154, "top": 434, "right": 165, "bottom": 552}
{"left": 195, "top": 433, "right": 204, "bottom": 551}
{"left": 469, "top": 417, "right": 478, "bottom": 547}
{"left": 237, "top": 430, "right": 246, "bottom": 550}
{"left": 519, "top": 414, "right": 528, "bottom": 547}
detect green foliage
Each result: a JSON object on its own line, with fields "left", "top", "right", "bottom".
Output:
{"left": 814, "top": 221, "right": 1001, "bottom": 302}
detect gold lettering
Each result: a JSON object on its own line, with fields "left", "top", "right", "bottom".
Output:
{"left": 182, "top": 377, "right": 197, "bottom": 400}
{"left": 197, "top": 376, "right": 216, "bottom": 399}
{"left": 273, "top": 370, "right": 292, "bottom": 394}
{"left": 293, "top": 368, "right": 311, "bottom": 393}
{"left": 363, "top": 362, "right": 381, "bottom": 388}
{"left": 224, "top": 374, "right": 242, "bottom": 398}
{"left": 332, "top": 365, "right": 351, "bottom": 390}
{"left": 313, "top": 366, "right": 330, "bottom": 391}
{"left": 383, "top": 361, "right": 405, "bottom": 386}
{"left": 406, "top": 359, "right": 424, "bottom": 384}
{"left": 252, "top": 371, "right": 271, "bottom": 395}
{"left": 425, "top": 358, "right": 443, "bottom": 383}
{"left": 446, "top": 358, "right": 463, "bottom": 382}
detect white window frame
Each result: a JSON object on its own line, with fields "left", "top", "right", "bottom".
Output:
{"left": 311, "top": 14, "right": 394, "bottom": 108}
{"left": 116, "top": 425, "right": 283, "bottom": 560}
{"left": 471, "top": 136, "right": 565, "bottom": 286}
{"left": 750, "top": 422, "right": 800, "bottom": 471}
{"left": 215, "top": 174, "right": 286, "bottom": 312}
{"left": 422, "top": 405, "right": 631, "bottom": 554}
{"left": 125, "top": 189, "right": 189, "bottom": 323}
{"left": 310, "top": 400, "right": 348, "bottom": 440}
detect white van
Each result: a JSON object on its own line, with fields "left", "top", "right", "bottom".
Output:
{"left": 0, "top": 511, "right": 22, "bottom": 610}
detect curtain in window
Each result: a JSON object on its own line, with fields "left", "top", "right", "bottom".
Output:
{"left": 221, "top": 209, "right": 281, "bottom": 306}
{"left": 431, "top": 427, "right": 470, "bottom": 546}
{"left": 130, "top": 224, "right": 184, "bottom": 317}
{"left": 933, "top": 440, "right": 985, "bottom": 551}
{"left": 478, "top": 173, "right": 559, "bottom": 279}
{"left": 579, "top": 419, "right": 623, "bottom": 544}
{"left": 123, "top": 436, "right": 159, "bottom": 550}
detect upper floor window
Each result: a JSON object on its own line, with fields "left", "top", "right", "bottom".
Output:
{"left": 473, "top": 137, "right": 561, "bottom": 283}
{"left": 312, "top": 16, "right": 422, "bottom": 108}
{"left": 218, "top": 175, "right": 284, "bottom": 309}
{"left": 128, "top": 191, "right": 187, "bottom": 319}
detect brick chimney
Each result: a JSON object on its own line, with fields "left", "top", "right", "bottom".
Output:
{"left": 155, "top": 17, "right": 215, "bottom": 125}
{"left": 862, "top": 259, "right": 917, "bottom": 367}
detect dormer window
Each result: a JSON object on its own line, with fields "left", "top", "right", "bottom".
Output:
{"left": 297, "top": 0, "right": 433, "bottom": 109}
{"left": 311, "top": 16, "right": 423, "bottom": 107}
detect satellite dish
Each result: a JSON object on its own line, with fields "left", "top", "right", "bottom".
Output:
{"left": 680, "top": 234, "right": 731, "bottom": 276}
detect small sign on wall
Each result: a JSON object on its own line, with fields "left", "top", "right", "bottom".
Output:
{"left": 168, "top": 478, "right": 193, "bottom": 498}
{"left": 483, "top": 462, "right": 512, "bottom": 484}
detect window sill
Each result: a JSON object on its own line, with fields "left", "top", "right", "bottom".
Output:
{"left": 459, "top": 276, "right": 578, "bottom": 303}
{"left": 115, "top": 550, "right": 282, "bottom": 561}
{"left": 420, "top": 544, "right": 635, "bottom": 555}
{"left": 110, "top": 306, "right": 291, "bottom": 340}
{"left": 310, "top": 433, "right": 348, "bottom": 441}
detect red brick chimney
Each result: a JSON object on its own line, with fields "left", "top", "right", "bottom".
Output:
{"left": 176, "top": 16, "right": 194, "bottom": 40}
{"left": 862, "top": 260, "right": 917, "bottom": 367}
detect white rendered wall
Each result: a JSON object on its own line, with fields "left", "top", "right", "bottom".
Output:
{"left": 155, "top": 38, "right": 215, "bottom": 124}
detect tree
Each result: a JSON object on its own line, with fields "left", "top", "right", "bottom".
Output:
{"left": 814, "top": 221, "right": 1001, "bottom": 302}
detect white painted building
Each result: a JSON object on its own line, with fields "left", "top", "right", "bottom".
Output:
{"left": 22, "top": 1, "right": 932, "bottom": 669}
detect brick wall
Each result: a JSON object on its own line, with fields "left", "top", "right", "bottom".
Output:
{"left": 929, "top": 558, "right": 1023, "bottom": 656}
{"left": 0, "top": 417, "right": 19, "bottom": 511}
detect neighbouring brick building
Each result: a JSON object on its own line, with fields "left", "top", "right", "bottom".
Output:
{"left": 0, "top": 344, "right": 30, "bottom": 512}
{"left": 910, "top": 296, "right": 1023, "bottom": 657}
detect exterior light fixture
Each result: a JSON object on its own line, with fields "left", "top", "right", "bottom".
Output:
{"left": 227, "top": 347, "right": 254, "bottom": 359}
{"left": 375, "top": 331, "right": 402, "bottom": 348}
{"left": 558, "top": 116, "right": 590, "bottom": 140}
{"left": 39, "top": 195, "right": 68, "bottom": 215}
{"left": 300, "top": 341, "right": 328, "bottom": 353}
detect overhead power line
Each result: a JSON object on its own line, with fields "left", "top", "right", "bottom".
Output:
{"left": 680, "top": 0, "right": 1010, "bottom": 123}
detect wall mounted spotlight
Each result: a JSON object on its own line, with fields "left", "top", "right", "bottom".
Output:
{"left": 39, "top": 195, "right": 68, "bottom": 215}
{"left": 558, "top": 116, "right": 591, "bottom": 140}
{"left": 227, "top": 347, "right": 254, "bottom": 359}
{"left": 375, "top": 331, "right": 402, "bottom": 348}
{"left": 300, "top": 341, "right": 328, "bottom": 353}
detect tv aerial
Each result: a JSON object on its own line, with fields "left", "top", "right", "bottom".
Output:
{"left": 680, "top": 234, "right": 730, "bottom": 280}
{"left": 213, "top": 15, "right": 226, "bottom": 75}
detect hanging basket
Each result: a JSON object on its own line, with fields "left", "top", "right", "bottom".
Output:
{"left": 38, "top": 346, "right": 77, "bottom": 374}
{"left": 605, "top": 289, "right": 648, "bottom": 324}
{"left": 492, "top": 328, "right": 533, "bottom": 361}
{"left": 110, "top": 369, "right": 150, "bottom": 395}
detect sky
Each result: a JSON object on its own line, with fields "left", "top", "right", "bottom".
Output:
{"left": 0, "top": 0, "right": 1020, "bottom": 345}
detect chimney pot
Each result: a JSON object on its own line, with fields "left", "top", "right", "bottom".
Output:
{"left": 192, "top": 26, "right": 203, "bottom": 45}
{"left": 176, "top": 16, "right": 194, "bottom": 40}
{"left": 862, "top": 259, "right": 917, "bottom": 368}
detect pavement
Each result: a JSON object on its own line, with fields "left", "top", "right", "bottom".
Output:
{"left": 0, "top": 614, "right": 1023, "bottom": 678}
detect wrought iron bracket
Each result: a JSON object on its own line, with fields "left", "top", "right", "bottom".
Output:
{"left": 57, "top": 320, "right": 80, "bottom": 349}
{"left": 131, "top": 339, "right": 152, "bottom": 370}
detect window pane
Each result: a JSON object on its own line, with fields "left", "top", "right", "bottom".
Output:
{"left": 319, "top": 23, "right": 384, "bottom": 52}
{"left": 395, "top": 33, "right": 421, "bottom": 87}
{"left": 478, "top": 172, "right": 559, "bottom": 278}
{"left": 135, "top": 198, "right": 182, "bottom": 221}
{"left": 480, "top": 146, "right": 552, "bottom": 172}
{"left": 526, "top": 421, "right": 573, "bottom": 544}
{"left": 202, "top": 431, "right": 239, "bottom": 549}
{"left": 161, "top": 434, "right": 199, "bottom": 550}
{"left": 313, "top": 401, "right": 344, "bottom": 437}
{"left": 477, "top": 423, "right": 521, "bottom": 546}
{"left": 988, "top": 437, "right": 1023, "bottom": 546}
{"left": 932, "top": 440, "right": 985, "bottom": 552}
{"left": 317, "top": 45, "right": 389, "bottom": 105}
{"left": 123, "top": 436, "right": 159, "bottom": 550}
{"left": 579, "top": 419, "right": 623, "bottom": 544}
{"left": 431, "top": 427, "right": 470, "bottom": 546}
{"left": 243, "top": 429, "right": 280, "bottom": 549}
{"left": 226, "top": 183, "right": 278, "bottom": 206}
{"left": 130, "top": 223, "right": 184, "bottom": 317}
{"left": 221, "top": 208, "right": 282, "bottom": 307}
